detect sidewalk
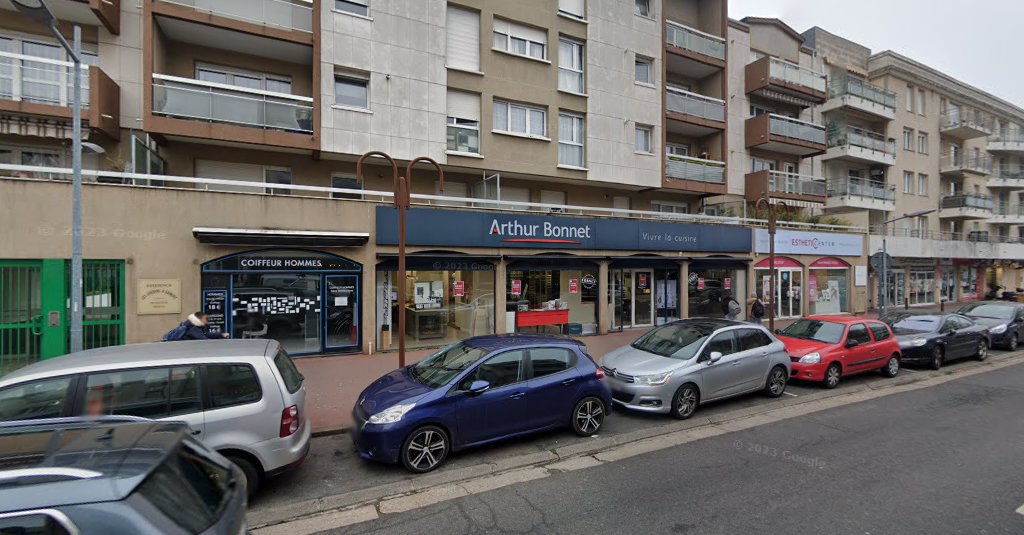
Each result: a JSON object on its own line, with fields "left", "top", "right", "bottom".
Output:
{"left": 295, "top": 305, "right": 951, "bottom": 434}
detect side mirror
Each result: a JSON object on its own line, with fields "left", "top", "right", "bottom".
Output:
{"left": 707, "top": 351, "right": 723, "bottom": 364}
{"left": 467, "top": 380, "right": 491, "bottom": 395}
{"left": 773, "top": 329, "right": 782, "bottom": 335}
{"left": 845, "top": 339, "right": 860, "bottom": 348}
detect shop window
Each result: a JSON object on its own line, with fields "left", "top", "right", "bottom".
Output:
{"left": 508, "top": 267, "right": 598, "bottom": 335}
{"left": 960, "top": 267, "right": 979, "bottom": 300}
{"left": 809, "top": 259, "right": 849, "bottom": 315}
{"left": 689, "top": 266, "right": 747, "bottom": 320}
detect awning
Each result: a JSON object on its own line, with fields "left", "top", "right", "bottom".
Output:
{"left": 192, "top": 227, "right": 369, "bottom": 247}
{"left": 689, "top": 257, "right": 752, "bottom": 270}
{"left": 376, "top": 253, "right": 499, "bottom": 271}
{"left": 505, "top": 255, "right": 599, "bottom": 270}
{"left": 609, "top": 255, "right": 684, "bottom": 269}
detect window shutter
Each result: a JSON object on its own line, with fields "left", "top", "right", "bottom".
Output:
{"left": 446, "top": 7, "right": 480, "bottom": 72}
{"left": 558, "top": 0, "right": 584, "bottom": 18}
{"left": 495, "top": 19, "right": 547, "bottom": 45}
{"left": 446, "top": 90, "right": 480, "bottom": 121}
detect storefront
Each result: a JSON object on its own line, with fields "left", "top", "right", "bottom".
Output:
{"left": 755, "top": 257, "right": 804, "bottom": 318}
{"left": 687, "top": 258, "right": 749, "bottom": 319}
{"left": 200, "top": 249, "right": 363, "bottom": 356}
{"left": 808, "top": 258, "right": 850, "bottom": 315}
{"left": 507, "top": 257, "right": 599, "bottom": 335}
{"left": 608, "top": 257, "right": 684, "bottom": 329}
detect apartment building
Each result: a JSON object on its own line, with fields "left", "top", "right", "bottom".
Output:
{"left": 0, "top": 0, "right": 890, "bottom": 366}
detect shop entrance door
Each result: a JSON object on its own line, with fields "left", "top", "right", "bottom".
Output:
{"left": 610, "top": 269, "right": 656, "bottom": 329}
{"left": 885, "top": 269, "right": 906, "bottom": 307}
{"left": 632, "top": 270, "right": 654, "bottom": 327}
{"left": 324, "top": 275, "right": 360, "bottom": 351}
{"left": 778, "top": 269, "right": 802, "bottom": 318}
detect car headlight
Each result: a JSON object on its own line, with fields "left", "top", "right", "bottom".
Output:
{"left": 990, "top": 324, "right": 1007, "bottom": 334}
{"left": 901, "top": 338, "right": 928, "bottom": 347}
{"left": 634, "top": 372, "right": 673, "bottom": 386}
{"left": 368, "top": 403, "right": 416, "bottom": 425}
{"left": 798, "top": 352, "right": 821, "bottom": 364}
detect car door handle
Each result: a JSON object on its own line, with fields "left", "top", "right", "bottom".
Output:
{"left": 509, "top": 392, "right": 526, "bottom": 400}
{"left": 561, "top": 378, "right": 576, "bottom": 386}
{"left": 191, "top": 429, "right": 202, "bottom": 436}
{"left": 731, "top": 361, "right": 743, "bottom": 366}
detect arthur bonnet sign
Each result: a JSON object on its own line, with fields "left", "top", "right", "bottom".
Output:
{"left": 754, "top": 229, "right": 863, "bottom": 257}
{"left": 376, "top": 207, "right": 751, "bottom": 253}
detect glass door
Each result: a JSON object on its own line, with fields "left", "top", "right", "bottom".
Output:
{"left": 779, "top": 269, "right": 802, "bottom": 318}
{"left": 325, "top": 275, "right": 360, "bottom": 351}
{"left": 654, "top": 269, "right": 679, "bottom": 326}
{"left": 609, "top": 269, "right": 623, "bottom": 331}
{"left": 885, "top": 269, "right": 906, "bottom": 307}
{"left": 633, "top": 270, "right": 654, "bottom": 326}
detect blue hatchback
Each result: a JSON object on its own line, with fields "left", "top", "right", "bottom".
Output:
{"left": 351, "top": 334, "right": 612, "bottom": 472}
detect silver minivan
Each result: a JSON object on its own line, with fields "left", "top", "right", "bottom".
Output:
{"left": 0, "top": 339, "right": 310, "bottom": 496}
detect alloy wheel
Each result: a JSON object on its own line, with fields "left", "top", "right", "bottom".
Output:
{"left": 676, "top": 386, "right": 698, "bottom": 418}
{"left": 1010, "top": 334, "right": 1019, "bottom": 351}
{"left": 406, "top": 429, "right": 446, "bottom": 471}
{"left": 575, "top": 399, "right": 604, "bottom": 434}
{"left": 976, "top": 340, "right": 988, "bottom": 361}
{"left": 931, "top": 347, "right": 944, "bottom": 370}
{"left": 768, "top": 368, "right": 787, "bottom": 396}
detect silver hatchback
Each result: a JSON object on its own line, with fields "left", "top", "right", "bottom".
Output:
{"left": 601, "top": 319, "right": 791, "bottom": 419}
{"left": 0, "top": 339, "right": 310, "bottom": 497}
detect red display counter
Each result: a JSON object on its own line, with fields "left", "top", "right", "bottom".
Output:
{"left": 515, "top": 310, "right": 570, "bottom": 330}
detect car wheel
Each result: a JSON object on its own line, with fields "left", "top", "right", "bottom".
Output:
{"left": 1008, "top": 333, "right": 1019, "bottom": 351}
{"left": 975, "top": 339, "right": 989, "bottom": 361}
{"left": 571, "top": 397, "right": 605, "bottom": 436}
{"left": 226, "top": 455, "right": 260, "bottom": 499}
{"left": 930, "top": 346, "right": 944, "bottom": 370}
{"left": 763, "top": 366, "right": 788, "bottom": 398}
{"left": 400, "top": 425, "right": 449, "bottom": 474}
{"left": 823, "top": 363, "right": 841, "bottom": 389}
{"left": 881, "top": 355, "right": 900, "bottom": 378}
{"left": 670, "top": 384, "right": 700, "bottom": 420}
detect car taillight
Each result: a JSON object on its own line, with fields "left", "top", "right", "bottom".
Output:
{"left": 595, "top": 368, "right": 605, "bottom": 381}
{"left": 280, "top": 405, "right": 299, "bottom": 438}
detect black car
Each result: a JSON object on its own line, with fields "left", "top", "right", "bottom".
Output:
{"left": 0, "top": 417, "right": 247, "bottom": 534}
{"left": 956, "top": 301, "right": 1024, "bottom": 350}
{"left": 885, "top": 314, "right": 990, "bottom": 370}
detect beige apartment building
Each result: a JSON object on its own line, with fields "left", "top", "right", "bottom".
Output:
{"left": 0, "top": 0, "right": 1015, "bottom": 366}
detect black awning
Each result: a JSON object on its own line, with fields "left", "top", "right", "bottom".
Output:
{"left": 608, "top": 255, "right": 684, "bottom": 269}
{"left": 689, "top": 257, "right": 752, "bottom": 271}
{"left": 193, "top": 228, "right": 369, "bottom": 247}
{"left": 505, "top": 255, "right": 599, "bottom": 270}
{"left": 376, "top": 254, "right": 498, "bottom": 271}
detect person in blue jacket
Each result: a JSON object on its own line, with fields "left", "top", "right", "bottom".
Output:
{"left": 163, "top": 311, "right": 229, "bottom": 341}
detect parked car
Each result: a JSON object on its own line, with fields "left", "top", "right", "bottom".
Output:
{"left": 352, "top": 334, "right": 611, "bottom": 473}
{"left": 600, "top": 319, "right": 791, "bottom": 420}
{"left": 884, "top": 314, "right": 990, "bottom": 369}
{"left": 956, "top": 301, "right": 1024, "bottom": 350}
{"left": 0, "top": 339, "right": 310, "bottom": 497}
{"left": 0, "top": 417, "right": 247, "bottom": 534}
{"left": 777, "top": 316, "right": 901, "bottom": 388}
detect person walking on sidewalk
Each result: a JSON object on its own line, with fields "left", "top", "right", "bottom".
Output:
{"left": 162, "top": 311, "right": 229, "bottom": 341}
{"left": 722, "top": 291, "right": 741, "bottom": 320}
{"left": 748, "top": 292, "right": 766, "bottom": 324}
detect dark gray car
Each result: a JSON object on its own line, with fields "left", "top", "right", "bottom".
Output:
{"left": 0, "top": 417, "right": 247, "bottom": 534}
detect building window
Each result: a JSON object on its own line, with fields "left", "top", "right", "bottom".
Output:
{"left": 635, "top": 125, "right": 653, "bottom": 154}
{"left": 493, "top": 99, "right": 547, "bottom": 138}
{"left": 918, "top": 132, "right": 928, "bottom": 154}
{"left": 335, "top": 0, "right": 368, "bottom": 16}
{"left": 651, "top": 200, "right": 689, "bottom": 214}
{"left": 446, "top": 6, "right": 480, "bottom": 72}
{"left": 903, "top": 128, "right": 914, "bottom": 150}
{"left": 331, "top": 174, "right": 362, "bottom": 200}
{"left": 667, "top": 143, "right": 689, "bottom": 158}
{"left": 634, "top": 0, "right": 651, "bottom": 17}
{"left": 334, "top": 74, "right": 369, "bottom": 109}
{"left": 903, "top": 171, "right": 913, "bottom": 194}
{"left": 196, "top": 64, "right": 292, "bottom": 94}
{"left": 918, "top": 173, "right": 928, "bottom": 196}
{"left": 447, "top": 90, "right": 481, "bottom": 154}
{"left": 558, "top": 112, "right": 584, "bottom": 167}
{"left": 264, "top": 167, "right": 292, "bottom": 196}
{"left": 558, "top": 38, "right": 584, "bottom": 93}
{"left": 634, "top": 56, "right": 652, "bottom": 85}
{"left": 751, "top": 157, "right": 775, "bottom": 172}
{"left": 906, "top": 85, "right": 914, "bottom": 112}
{"left": 493, "top": 19, "right": 547, "bottom": 61}
{"left": 558, "top": 0, "right": 585, "bottom": 19}
{"left": 917, "top": 88, "right": 926, "bottom": 115}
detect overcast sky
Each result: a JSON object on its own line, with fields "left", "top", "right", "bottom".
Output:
{"left": 728, "top": 0, "right": 1024, "bottom": 106}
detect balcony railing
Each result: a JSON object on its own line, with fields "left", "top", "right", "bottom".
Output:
{"left": 158, "top": 0, "right": 314, "bottom": 33}
{"left": 665, "top": 21, "right": 726, "bottom": 61}
{"left": 940, "top": 153, "right": 992, "bottom": 174}
{"left": 941, "top": 194, "right": 993, "bottom": 211}
{"left": 827, "top": 125, "right": 895, "bottom": 155}
{"left": 768, "top": 114, "right": 826, "bottom": 145}
{"left": 766, "top": 170, "right": 826, "bottom": 197}
{"left": 665, "top": 87, "right": 725, "bottom": 122}
{"left": 665, "top": 154, "right": 726, "bottom": 184}
{"left": 995, "top": 165, "right": 1024, "bottom": 180}
{"left": 940, "top": 109, "right": 990, "bottom": 131}
{"left": 827, "top": 76, "right": 896, "bottom": 110}
{"left": 827, "top": 177, "right": 894, "bottom": 201}
{"left": 993, "top": 204, "right": 1024, "bottom": 217}
{"left": 0, "top": 51, "right": 90, "bottom": 108}
{"left": 991, "top": 130, "right": 1024, "bottom": 143}
{"left": 152, "top": 74, "right": 314, "bottom": 133}
{"left": 767, "top": 57, "right": 826, "bottom": 93}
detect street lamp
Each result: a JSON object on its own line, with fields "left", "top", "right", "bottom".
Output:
{"left": 13, "top": 0, "right": 89, "bottom": 353}
{"left": 879, "top": 209, "right": 936, "bottom": 316}
{"left": 755, "top": 195, "right": 789, "bottom": 332}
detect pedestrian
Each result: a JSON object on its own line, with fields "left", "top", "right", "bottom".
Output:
{"left": 748, "top": 292, "right": 766, "bottom": 324}
{"left": 722, "top": 291, "right": 741, "bottom": 320}
{"left": 162, "top": 311, "right": 229, "bottom": 341}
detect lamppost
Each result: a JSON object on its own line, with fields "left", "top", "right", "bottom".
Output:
{"left": 357, "top": 152, "right": 444, "bottom": 367}
{"left": 879, "top": 209, "right": 936, "bottom": 316}
{"left": 755, "top": 195, "right": 788, "bottom": 332}
{"left": 13, "top": 0, "right": 94, "bottom": 353}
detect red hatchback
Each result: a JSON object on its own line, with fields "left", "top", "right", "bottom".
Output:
{"left": 776, "top": 316, "right": 902, "bottom": 388}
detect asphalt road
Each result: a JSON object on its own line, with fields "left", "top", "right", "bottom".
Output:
{"left": 329, "top": 360, "right": 1024, "bottom": 535}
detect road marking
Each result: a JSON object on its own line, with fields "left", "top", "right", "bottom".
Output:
{"left": 783, "top": 392, "right": 799, "bottom": 397}
{"left": 1016, "top": 502, "right": 1024, "bottom": 516}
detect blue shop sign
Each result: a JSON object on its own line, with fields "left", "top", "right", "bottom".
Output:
{"left": 376, "top": 207, "right": 752, "bottom": 253}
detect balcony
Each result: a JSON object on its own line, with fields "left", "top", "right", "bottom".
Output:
{"left": 744, "top": 169, "right": 825, "bottom": 203}
{"left": 940, "top": 110, "right": 991, "bottom": 140}
{"left": 988, "top": 204, "right": 1024, "bottom": 225}
{"left": 745, "top": 56, "right": 826, "bottom": 106}
{"left": 987, "top": 130, "right": 1024, "bottom": 155}
{"left": 665, "top": 87, "right": 725, "bottom": 132}
{"left": 1, "top": 0, "right": 120, "bottom": 34}
{"left": 154, "top": 0, "right": 313, "bottom": 39}
{"left": 745, "top": 113, "right": 826, "bottom": 157}
{"left": 987, "top": 165, "right": 1024, "bottom": 189}
{"left": 665, "top": 154, "right": 726, "bottom": 190}
{"left": 823, "top": 125, "right": 896, "bottom": 166}
{"left": 0, "top": 50, "right": 120, "bottom": 139}
{"left": 150, "top": 74, "right": 315, "bottom": 149}
{"left": 939, "top": 154, "right": 991, "bottom": 176}
{"left": 939, "top": 194, "right": 994, "bottom": 219}
{"left": 665, "top": 21, "right": 726, "bottom": 79}
{"left": 822, "top": 76, "right": 896, "bottom": 120}
{"left": 825, "top": 177, "right": 895, "bottom": 212}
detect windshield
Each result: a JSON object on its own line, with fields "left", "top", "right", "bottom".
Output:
{"left": 892, "top": 316, "right": 941, "bottom": 334}
{"left": 631, "top": 323, "right": 713, "bottom": 360}
{"left": 959, "top": 303, "right": 1015, "bottom": 320}
{"left": 781, "top": 320, "right": 846, "bottom": 344}
{"left": 409, "top": 342, "right": 490, "bottom": 388}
